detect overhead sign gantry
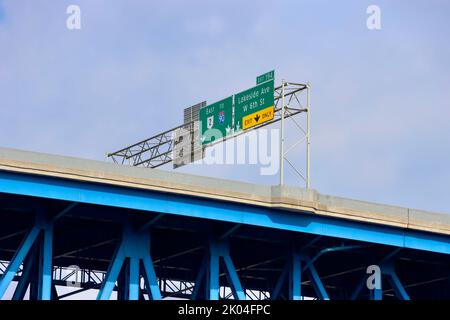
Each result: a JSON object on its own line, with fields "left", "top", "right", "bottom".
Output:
{"left": 107, "top": 71, "right": 311, "bottom": 188}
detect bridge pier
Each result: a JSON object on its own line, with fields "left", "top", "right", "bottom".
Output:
{"left": 352, "top": 254, "right": 410, "bottom": 300}
{"left": 192, "top": 236, "right": 245, "bottom": 300}
{"left": 97, "top": 223, "right": 161, "bottom": 300}
{"left": 272, "top": 249, "right": 329, "bottom": 300}
{"left": 0, "top": 210, "right": 53, "bottom": 300}
{"left": 288, "top": 252, "right": 302, "bottom": 300}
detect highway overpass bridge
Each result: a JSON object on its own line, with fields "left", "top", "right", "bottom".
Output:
{"left": 0, "top": 147, "right": 448, "bottom": 300}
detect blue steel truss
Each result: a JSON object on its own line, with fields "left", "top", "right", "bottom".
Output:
{"left": 192, "top": 237, "right": 246, "bottom": 300}
{"left": 0, "top": 170, "right": 449, "bottom": 300}
{"left": 97, "top": 223, "right": 161, "bottom": 300}
{"left": 0, "top": 210, "right": 53, "bottom": 300}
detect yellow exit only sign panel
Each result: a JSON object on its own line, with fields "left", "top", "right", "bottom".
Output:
{"left": 242, "top": 106, "right": 274, "bottom": 130}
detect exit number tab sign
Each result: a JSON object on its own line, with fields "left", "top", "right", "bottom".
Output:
{"left": 256, "top": 70, "right": 275, "bottom": 84}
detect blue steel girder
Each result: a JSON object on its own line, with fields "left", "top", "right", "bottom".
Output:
{"left": 0, "top": 171, "right": 448, "bottom": 256}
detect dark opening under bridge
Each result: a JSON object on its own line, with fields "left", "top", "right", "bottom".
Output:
{"left": 0, "top": 147, "right": 449, "bottom": 300}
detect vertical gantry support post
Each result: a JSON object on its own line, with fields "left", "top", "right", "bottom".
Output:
{"left": 306, "top": 83, "right": 311, "bottom": 189}
{"left": 280, "top": 79, "right": 286, "bottom": 186}
{"left": 97, "top": 223, "right": 161, "bottom": 300}
{"left": 193, "top": 236, "right": 245, "bottom": 300}
{"left": 0, "top": 210, "right": 54, "bottom": 300}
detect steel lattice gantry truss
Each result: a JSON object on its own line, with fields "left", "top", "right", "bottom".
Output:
{"left": 0, "top": 147, "right": 449, "bottom": 300}
{"left": 107, "top": 126, "right": 179, "bottom": 169}
{"left": 107, "top": 82, "right": 309, "bottom": 170}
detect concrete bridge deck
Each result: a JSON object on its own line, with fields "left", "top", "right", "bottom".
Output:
{"left": 0, "top": 147, "right": 448, "bottom": 237}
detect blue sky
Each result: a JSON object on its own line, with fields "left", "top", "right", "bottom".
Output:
{"left": 0, "top": 0, "right": 450, "bottom": 213}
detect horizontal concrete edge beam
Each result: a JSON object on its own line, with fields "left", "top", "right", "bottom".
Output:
{"left": 0, "top": 146, "right": 449, "bottom": 236}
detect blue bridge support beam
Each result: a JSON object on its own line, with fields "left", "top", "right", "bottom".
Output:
{"left": 271, "top": 250, "right": 329, "bottom": 300}
{"left": 353, "top": 269, "right": 383, "bottom": 300}
{"left": 302, "top": 255, "right": 330, "bottom": 300}
{"left": 192, "top": 236, "right": 245, "bottom": 300}
{"left": 352, "top": 251, "right": 409, "bottom": 300}
{"left": 288, "top": 252, "right": 302, "bottom": 300}
{"left": 0, "top": 210, "right": 54, "bottom": 300}
{"left": 369, "top": 284, "right": 383, "bottom": 300}
{"left": 97, "top": 223, "right": 161, "bottom": 300}
{"left": 381, "top": 263, "right": 410, "bottom": 300}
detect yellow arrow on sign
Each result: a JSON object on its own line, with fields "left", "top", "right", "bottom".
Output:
{"left": 242, "top": 106, "right": 274, "bottom": 130}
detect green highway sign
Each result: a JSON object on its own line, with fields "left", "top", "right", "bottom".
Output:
{"left": 199, "top": 96, "right": 233, "bottom": 145}
{"left": 256, "top": 70, "right": 275, "bottom": 84}
{"left": 198, "top": 72, "right": 276, "bottom": 143}
{"left": 234, "top": 79, "right": 274, "bottom": 131}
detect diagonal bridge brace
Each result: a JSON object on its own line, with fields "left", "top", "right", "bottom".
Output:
{"left": 271, "top": 250, "right": 330, "bottom": 300}
{"left": 0, "top": 210, "right": 54, "bottom": 300}
{"left": 351, "top": 249, "right": 410, "bottom": 300}
{"left": 97, "top": 223, "right": 161, "bottom": 300}
{"left": 192, "top": 236, "right": 245, "bottom": 300}
{"left": 270, "top": 242, "right": 368, "bottom": 300}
